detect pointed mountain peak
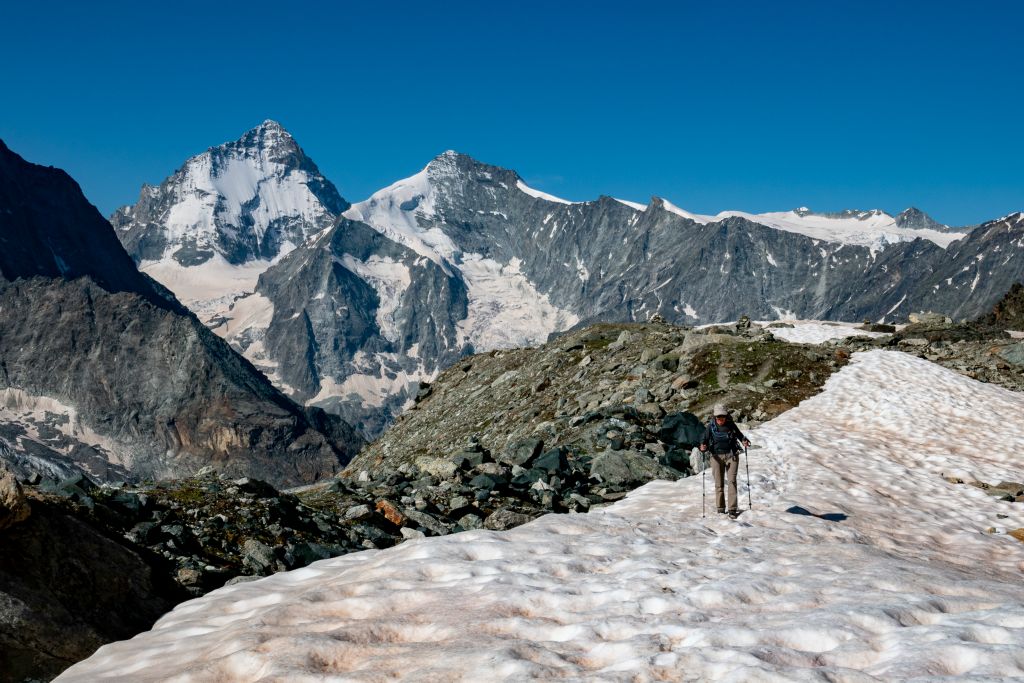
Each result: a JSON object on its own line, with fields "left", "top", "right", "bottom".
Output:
{"left": 111, "top": 121, "right": 347, "bottom": 271}
{"left": 426, "top": 149, "right": 484, "bottom": 170}
{"left": 257, "top": 118, "right": 286, "bottom": 132}
{"left": 423, "top": 150, "right": 522, "bottom": 188}
{"left": 228, "top": 119, "right": 301, "bottom": 157}
{"left": 894, "top": 207, "right": 947, "bottom": 231}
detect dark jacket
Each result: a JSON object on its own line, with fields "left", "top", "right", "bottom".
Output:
{"left": 701, "top": 417, "right": 747, "bottom": 455}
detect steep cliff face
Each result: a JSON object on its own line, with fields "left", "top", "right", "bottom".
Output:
{"left": 0, "top": 140, "right": 363, "bottom": 487}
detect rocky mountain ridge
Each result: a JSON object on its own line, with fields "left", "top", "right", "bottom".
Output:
{"left": 110, "top": 123, "right": 1023, "bottom": 440}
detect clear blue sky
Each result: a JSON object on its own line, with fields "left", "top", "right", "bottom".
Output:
{"left": 2, "top": 0, "right": 1021, "bottom": 226}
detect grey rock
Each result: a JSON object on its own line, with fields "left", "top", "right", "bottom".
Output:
{"left": 532, "top": 448, "right": 569, "bottom": 475}
{"left": 469, "top": 473, "right": 501, "bottom": 491}
{"left": 457, "top": 514, "right": 484, "bottom": 530}
{"left": 909, "top": 312, "right": 951, "bottom": 324}
{"left": 498, "top": 438, "right": 544, "bottom": 467}
{"left": 658, "top": 412, "right": 705, "bottom": 449}
{"left": 589, "top": 450, "right": 679, "bottom": 489}
{"left": 999, "top": 342, "right": 1024, "bottom": 367}
{"left": 483, "top": 508, "right": 533, "bottom": 531}
{"left": 898, "top": 338, "right": 930, "bottom": 347}
{"left": 344, "top": 504, "right": 373, "bottom": 521}
{"left": 403, "top": 509, "right": 449, "bottom": 536}
{"left": 451, "top": 451, "right": 487, "bottom": 470}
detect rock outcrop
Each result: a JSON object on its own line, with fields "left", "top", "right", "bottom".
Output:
{"left": 0, "top": 491, "right": 181, "bottom": 683}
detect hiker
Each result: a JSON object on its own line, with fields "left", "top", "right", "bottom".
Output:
{"left": 699, "top": 404, "right": 750, "bottom": 518}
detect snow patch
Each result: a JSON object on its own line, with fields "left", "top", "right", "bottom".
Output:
{"left": 344, "top": 167, "right": 457, "bottom": 274}
{"left": 336, "top": 255, "right": 411, "bottom": 343}
{"left": 613, "top": 198, "right": 647, "bottom": 212}
{"left": 58, "top": 351, "right": 1024, "bottom": 682}
{"left": 456, "top": 255, "right": 579, "bottom": 350}
{"left": 658, "top": 204, "right": 966, "bottom": 250}
{"left": 139, "top": 252, "right": 288, "bottom": 324}
{"left": 515, "top": 180, "right": 574, "bottom": 205}
{"left": 759, "top": 320, "right": 886, "bottom": 344}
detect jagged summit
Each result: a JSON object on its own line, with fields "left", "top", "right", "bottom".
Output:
{"left": 110, "top": 122, "right": 349, "bottom": 324}
{"left": 895, "top": 206, "right": 949, "bottom": 231}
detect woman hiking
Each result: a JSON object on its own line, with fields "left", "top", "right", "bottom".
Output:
{"left": 699, "top": 404, "right": 750, "bottom": 518}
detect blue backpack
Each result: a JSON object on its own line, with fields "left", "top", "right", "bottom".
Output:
{"left": 708, "top": 419, "right": 739, "bottom": 454}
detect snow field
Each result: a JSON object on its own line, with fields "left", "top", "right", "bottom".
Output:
{"left": 657, "top": 204, "right": 966, "bottom": 251}
{"left": 58, "top": 350, "right": 1024, "bottom": 681}
{"left": 759, "top": 320, "right": 889, "bottom": 344}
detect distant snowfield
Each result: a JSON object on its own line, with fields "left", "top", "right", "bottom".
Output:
{"left": 139, "top": 254, "right": 286, "bottom": 324}
{"left": 658, "top": 202, "right": 967, "bottom": 252}
{"left": 760, "top": 320, "right": 889, "bottom": 344}
{"left": 59, "top": 351, "right": 1024, "bottom": 682}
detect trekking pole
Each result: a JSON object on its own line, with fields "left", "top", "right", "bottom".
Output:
{"left": 701, "top": 450, "right": 706, "bottom": 518}
{"left": 744, "top": 444, "right": 752, "bottom": 511}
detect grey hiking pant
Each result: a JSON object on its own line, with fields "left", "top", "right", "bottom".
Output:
{"left": 711, "top": 453, "right": 739, "bottom": 512}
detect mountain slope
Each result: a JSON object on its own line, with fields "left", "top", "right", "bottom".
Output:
{"left": 56, "top": 350, "right": 1024, "bottom": 681}
{"left": 0, "top": 140, "right": 363, "bottom": 487}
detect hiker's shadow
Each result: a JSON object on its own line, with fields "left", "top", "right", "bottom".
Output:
{"left": 786, "top": 505, "right": 848, "bottom": 522}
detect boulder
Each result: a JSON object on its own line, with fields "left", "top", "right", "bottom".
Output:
{"left": 999, "top": 342, "right": 1024, "bottom": 367}
{"left": 404, "top": 509, "right": 449, "bottom": 536}
{"left": 658, "top": 412, "right": 705, "bottom": 449}
{"left": 659, "top": 448, "right": 692, "bottom": 474}
{"left": 415, "top": 457, "right": 459, "bottom": 479}
{"left": 909, "top": 311, "right": 951, "bottom": 325}
{"left": 589, "top": 450, "right": 679, "bottom": 489}
{"left": 232, "top": 478, "right": 279, "bottom": 498}
{"left": 375, "top": 499, "right": 406, "bottom": 526}
{"left": 637, "top": 402, "right": 666, "bottom": 419}
{"left": 498, "top": 438, "right": 544, "bottom": 467}
{"left": 241, "top": 539, "right": 276, "bottom": 573}
{"left": 484, "top": 508, "right": 533, "bottom": 531}
{"left": 532, "top": 448, "right": 569, "bottom": 475}
{"left": 450, "top": 451, "right": 487, "bottom": 470}
{"left": 344, "top": 504, "right": 374, "bottom": 521}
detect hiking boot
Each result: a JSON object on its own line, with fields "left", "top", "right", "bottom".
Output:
{"left": 728, "top": 510, "right": 740, "bottom": 519}
{"left": 716, "top": 508, "right": 726, "bottom": 514}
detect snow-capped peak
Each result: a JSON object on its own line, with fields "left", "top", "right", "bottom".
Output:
{"left": 113, "top": 121, "right": 346, "bottom": 265}
{"left": 343, "top": 161, "right": 456, "bottom": 272}
{"left": 111, "top": 121, "right": 347, "bottom": 321}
